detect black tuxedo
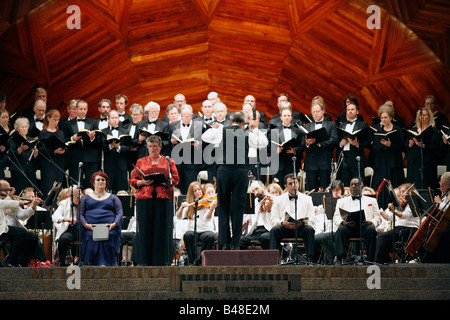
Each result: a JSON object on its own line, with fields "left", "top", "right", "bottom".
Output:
{"left": 302, "top": 119, "right": 338, "bottom": 190}
{"left": 135, "top": 119, "right": 170, "bottom": 159}
{"left": 63, "top": 117, "right": 102, "bottom": 188}
{"left": 337, "top": 119, "right": 371, "bottom": 186}
{"left": 168, "top": 120, "right": 203, "bottom": 194}
{"left": 268, "top": 123, "right": 303, "bottom": 183}
{"left": 101, "top": 124, "right": 130, "bottom": 193}
{"left": 216, "top": 124, "right": 250, "bottom": 249}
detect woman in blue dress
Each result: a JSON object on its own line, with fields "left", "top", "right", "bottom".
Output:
{"left": 79, "top": 171, "right": 123, "bottom": 266}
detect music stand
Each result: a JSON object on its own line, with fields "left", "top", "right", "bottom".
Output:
{"left": 26, "top": 210, "right": 52, "bottom": 266}
{"left": 323, "top": 195, "right": 338, "bottom": 264}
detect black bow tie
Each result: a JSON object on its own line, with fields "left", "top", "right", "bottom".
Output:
{"left": 315, "top": 121, "right": 322, "bottom": 125}
{"left": 148, "top": 121, "right": 156, "bottom": 125}
{"left": 205, "top": 118, "right": 213, "bottom": 122}
{"left": 346, "top": 119, "right": 356, "bottom": 124}
{"left": 111, "top": 127, "right": 119, "bottom": 131}
{"left": 289, "top": 194, "right": 297, "bottom": 201}
{"left": 99, "top": 118, "right": 108, "bottom": 122}
{"left": 182, "top": 123, "right": 190, "bottom": 127}
{"left": 283, "top": 125, "right": 291, "bottom": 129}
{"left": 77, "top": 118, "right": 85, "bottom": 122}
{"left": 35, "top": 119, "right": 44, "bottom": 123}
{"left": 351, "top": 196, "right": 360, "bottom": 201}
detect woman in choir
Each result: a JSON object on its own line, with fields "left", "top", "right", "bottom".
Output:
{"left": 38, "top": 109, "right": 67, "bottom": 196}
{"left": 129, "top": 135, "right": 179, "bottom": 266}
{"left": 369, "top": 104, "right": 405, "bottom": 209}
{"left": 176, "top": 181, "right": 217, "bottom": 265}
{"left": 405, "top": 107, "right": 440, "bottom": 191}
{"left": 8, "top": 117, "right": 38, "bottom": 193}
{"left": 79, "top": 171, "right": 123, "bottom": 266}
{"left": 0, "top": 109, "right": 12, "bottom": 179}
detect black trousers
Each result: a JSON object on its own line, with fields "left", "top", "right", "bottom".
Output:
{"left": 334, "top": 223, "right": 378, "bottom": 261}
{"left": 216, "top": 165, "right": 248, "bottom": 249}
{"left": 135, "top": 198, "right": 173, "bottom": 266}
{"left": 183, "top": 230, "right": 216, "bottom": 264}
{"left": 0, "top": 226, "right": 38, "bottom": 266}
{"left": 239, "top": 226, "right": 271, "bottom": 249}
{"left": 57, "top": 225, "right": 79, "bottom": 266}
{"left": 374, "top": 226, "right": 416, "bottom": 264}
{"left": 305, "top": 169, "right": 331, "bottom": 191}
{"left": 270, "top": 224, "right": 315, "bottom": 258}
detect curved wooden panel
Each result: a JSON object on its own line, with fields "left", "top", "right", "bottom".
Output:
{"left": 0, "top": 0, "right": 447, "bottom": 124}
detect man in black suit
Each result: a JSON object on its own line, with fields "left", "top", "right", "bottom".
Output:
{"left": 135, "top": 101, "right": 170, "bottom": 159}
{"left": 302, "top": 102, "right": 338, "bottom": 191}
{"left": 96, "top": 99, "right": 111, "bottom": 130}
{"left": 63, "top": 99, "right": 102, "bottom": 188}
{"left": 269, "top": 94, "right": 301, "bottom": 127}
{"left": 26, "top": 99, "right": 46, "bottom": 140}
{"left": 114, "top": 93, "right": 133, "bottom": 128}
{"left": 101, "top": 110, "right": 130, "bottom": 193}
{"left": 169, "top": 106, "right": 203, "bottom": 194}
{"left": 269, "top": 108, "right": 304, "bottom": 184}
{"left": 215, "top": 111, "right": 268, "bottom": 249}
{"left": 336, "top": 103, "right": 371, "bottom": 186}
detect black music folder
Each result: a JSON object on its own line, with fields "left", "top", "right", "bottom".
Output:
{"left": 339, "top": 208, "right": 366, "bottom": 223}
{"left": 338, "top": 126, "right": 370, "bottom": 141}
{"left": 271, "top": 137, "right": 298, "bottom": 149}
{"left": 298, "top": 126, "right": 329, "bottom": 144}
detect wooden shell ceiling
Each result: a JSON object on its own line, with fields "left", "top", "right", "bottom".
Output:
{"left": 0, "top": 0, "right": 449, "bottom": 123}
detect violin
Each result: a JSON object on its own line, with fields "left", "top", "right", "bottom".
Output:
{"left": 187, "top": 193, "right": 217, "bottom": 209}
{"left": 259, "top": 195, "right": 273, "bottom": 212}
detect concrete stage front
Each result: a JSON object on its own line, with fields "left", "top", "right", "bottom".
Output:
{"left": 0, "top": 264, "right": 449, "bottom": 300}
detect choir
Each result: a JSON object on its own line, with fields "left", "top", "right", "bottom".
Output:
{"left": 0, "top": 88, "right": 449, "bottom": 267}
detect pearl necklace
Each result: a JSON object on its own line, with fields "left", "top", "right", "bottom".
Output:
{"left": 93, "top": 190, "right": 107, "bottom": 198}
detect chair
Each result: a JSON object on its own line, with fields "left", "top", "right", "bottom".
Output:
{"left": 344, "top": 238, "right": 365, "bottom": 263}
{"left": 280, "top": 237, "right": 304, "bottom": 261}
{"left": 364, "top": 167, "right": 374, "bottom": 188}
{"left": 0, "top": 240, "right": 10, "bottom": 267}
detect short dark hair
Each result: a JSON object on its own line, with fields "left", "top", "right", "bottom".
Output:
{"left": 230, "top": 111, "right": 245, "bottom": 124}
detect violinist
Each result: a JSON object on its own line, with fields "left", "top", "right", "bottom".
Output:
{"left": 176, "top": 181, "right": 217, "bottom": 265}
{"left": 0, "top": 179, "right": 42, "bottom": 266}
{"left": 239, "top": 180, "right": 273, "bottom": 250}
{"left": 374, "top": 183, "right": 420, "bottom": 264}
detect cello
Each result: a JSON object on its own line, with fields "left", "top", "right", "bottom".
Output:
{"left": 405, "top": 190, "right": 450, "bottom": 256}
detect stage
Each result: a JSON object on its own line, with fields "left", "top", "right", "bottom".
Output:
{"left": 1, "top": 263, "right": 449, "bottom": 300}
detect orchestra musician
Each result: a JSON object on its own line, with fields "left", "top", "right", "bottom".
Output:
{"left": 0, "top": 179, "right": 43, "bottom": 266}
{"left": 129, "top": 135, "right": 179, "bottom": 266}
{"left": 270, "top": 173, "right": 316, "bottom": 263}
{"left": 374, "top": 183, "right": 420, "bottom": 264}
{"left": 52, "top": 185, "right": 81, "bottom": 266}
{"left": 0, "top": 186, "right": 39, "bottom": 267}
{"left": 176, "top": 181, "right": 217, "bottom": 265}
{"left": 239, "top": 180, "right": 273, "bottom": 250}
{"left": 333, "top": 178, "right": 382, "bottom": 263}
{"left": 422, "top": 172, "right": 450, "bottom": 263}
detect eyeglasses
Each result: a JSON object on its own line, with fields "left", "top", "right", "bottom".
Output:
{"left": 95, "top": 178, "right": 106, "bottom": 182}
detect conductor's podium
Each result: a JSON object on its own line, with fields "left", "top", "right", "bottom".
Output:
{"left": 201, "top": 250, "right": 279, "bottom": 266}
